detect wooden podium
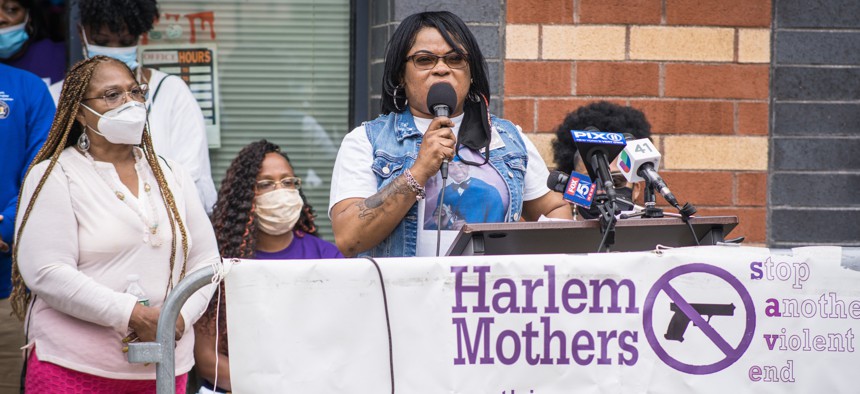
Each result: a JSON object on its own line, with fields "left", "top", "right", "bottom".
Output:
{"left": 446, "top": 216, "right": 738, "bottom": 256}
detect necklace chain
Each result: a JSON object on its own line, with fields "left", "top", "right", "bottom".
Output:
{"left": 83, "top": 148, "right": 162, "bottom": 247}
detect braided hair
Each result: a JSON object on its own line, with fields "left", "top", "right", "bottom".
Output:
{"left": 200, "top": 139, "right": 317, "bottom": 351}
{"left": 10, "top": 55, "right": 189, "bottom": 320}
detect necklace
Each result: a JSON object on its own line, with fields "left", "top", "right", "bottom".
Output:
{"left": 83, "top": 148, "right": 163, "bottom": 247}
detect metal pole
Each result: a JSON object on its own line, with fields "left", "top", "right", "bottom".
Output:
{"left": 128, "top": 265, "right": 217, "bottom": 393}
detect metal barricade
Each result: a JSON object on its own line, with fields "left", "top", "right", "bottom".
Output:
{"left": 128, "top": 265, "right": 217, "bottom": 393}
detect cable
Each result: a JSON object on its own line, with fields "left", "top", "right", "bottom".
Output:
{"left": 436, "top": 176, "right": 448, "bottom": 257}
{"left": 363, "top": 256, "right": 395, "bottom": 394}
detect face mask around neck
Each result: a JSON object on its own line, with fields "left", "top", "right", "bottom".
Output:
{"left": 80, "top": 101, "right": 147, "bottom": 145}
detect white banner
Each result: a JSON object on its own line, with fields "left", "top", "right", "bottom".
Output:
{"left": 225, "top": 246, "right": 858, "bottom": 393}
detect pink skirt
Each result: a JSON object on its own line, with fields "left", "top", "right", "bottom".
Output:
{"left": 25, "top": 348, "right": 187, "bottom": 394}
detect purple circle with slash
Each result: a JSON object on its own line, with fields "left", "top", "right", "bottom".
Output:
{"left": 642, "top": 263, "right": 756, "bottom": 375}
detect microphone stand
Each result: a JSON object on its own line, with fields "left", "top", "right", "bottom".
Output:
{"left": 620, "top": 179, "right": 664, "bottom": 219}
{"left": 590, "top": 153, "right": 618, "bottom": 253}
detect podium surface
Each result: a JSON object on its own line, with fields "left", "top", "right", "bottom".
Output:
{"left": 446, "top": 216, "right": 738, "bottom": 256}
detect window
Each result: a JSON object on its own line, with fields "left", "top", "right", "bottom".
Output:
{"left": 145, "top": 0, "right": 352, "bottom": 240}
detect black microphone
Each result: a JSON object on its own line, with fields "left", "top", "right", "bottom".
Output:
{"left": 547, "top": 170, "right": 570, "bottom": 193}
{"left": 571, "top": 126, "right": 627, "bottom": 204}
{"left": 426, "top": 83, "right": 458, "bottom": 179}
{"left": 618, "top": 137, "right": 679, "bottom": 207}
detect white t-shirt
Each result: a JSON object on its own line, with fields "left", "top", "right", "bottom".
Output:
{"left": 329, "top": 113, "right": 551, "bottom": 256}
{"left": 49, "top": 69, "right": 217, "bottom": 214}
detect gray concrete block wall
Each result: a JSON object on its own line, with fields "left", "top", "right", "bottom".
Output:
{"left": 770, "top": 0, "right": 860, "bottom": 247}
{"left": 366, "top": 0, "right": 505, "bottom": 121}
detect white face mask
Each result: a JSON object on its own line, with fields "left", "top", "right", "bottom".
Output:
{"left": 80, "top": 101, "right": 147, "bottom": 145}
{"left": 255, "top": 188, "right": 303, "bottom": 235}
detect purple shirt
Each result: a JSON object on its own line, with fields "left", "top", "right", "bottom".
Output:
{"left": 255, "top": 232, "right": 343, "bottom": 260}
{"left": 5, "top": 39, "right": 67, "bottom": 85}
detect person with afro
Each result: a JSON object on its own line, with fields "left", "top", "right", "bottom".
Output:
{"left": 551, "top": 101, "right": 653, "bottom": 219}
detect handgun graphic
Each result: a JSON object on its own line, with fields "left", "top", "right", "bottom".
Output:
{"left": 664, "top": 303, "right": 735, "bottom": 342}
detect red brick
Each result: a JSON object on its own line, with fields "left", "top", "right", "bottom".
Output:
{"left": 505, "top": 61, "right": 573, "bottom": 96}
{"left": 579, "top": 0, "right": 661, "bottom": 25}
{"left": 667, "top": 0, "right": 771, "bottom": 28}
{"left": 504, "top": 99, "right": 536, "bottom": 132}
{"left": 577, "top": 62, "right": 660, "bottom": 97}
{"left": 658, "top": 171, "right": 734, "bottom": 206}
{"left": 665, "top": 64, "right": 769, "bottom": 100}
{"left": 536, "top": 98, "right": 627, "bottom": 132}
{"left": 695, "top": 207, "right": 766, "bottom": 244}
{"left": 507, "top": 0, "right": 573, "bottom": 24}
{"left": 738, "top": 102, "right": 769, "bottom": 135}
{"left": 536, "top": 98, "right": 592, "bottom": 132}
{"left": 632, "top": 100, "right": 734, "bottom": 134}
{"left": 737, "top": 172, "right": 767, "bottom": 206}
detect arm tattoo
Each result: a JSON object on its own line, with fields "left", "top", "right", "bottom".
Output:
{"left": 354, "top": 175, "right": 414, "bottom": 221}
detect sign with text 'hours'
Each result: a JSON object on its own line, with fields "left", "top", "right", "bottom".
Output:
{"left": 141, "top": 45, "right": 221, "bottom": 148}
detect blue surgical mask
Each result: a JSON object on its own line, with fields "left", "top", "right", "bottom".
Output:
{"left": 81, "top": 29, "right": 139, "bottom": 70}
{"left": 0, "top": 19, "right": 29, "bottom": 59}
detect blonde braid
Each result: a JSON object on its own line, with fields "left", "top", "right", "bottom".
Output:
{"left": 10, "top": 57, "right": 104, "bottom": 320}
{"left": 140, "top": 126, "right": 189, "bottom": 297}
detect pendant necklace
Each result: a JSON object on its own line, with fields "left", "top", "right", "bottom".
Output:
{"left": 84, "top": 148, "right": 163, "bottom": 246}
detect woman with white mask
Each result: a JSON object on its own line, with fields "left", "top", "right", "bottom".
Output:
{"left": 49, "top": 0, "right": 218, "bottom": 215}
{"left": 193, "top": 139, "right": 342, "bottom": 393}
{"left": 12, "top": 55, "right": 220, "bottom": 393}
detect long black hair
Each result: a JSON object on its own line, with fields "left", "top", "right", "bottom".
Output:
{"left": 380, "top": 11, "right": 490, "bottom": 115}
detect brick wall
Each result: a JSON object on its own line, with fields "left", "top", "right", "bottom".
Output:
{"left": 770, "top": 0, "right": 860, "bottom": 247}
{"left": 503, "top": 0, "right": 771, "bottom": 244}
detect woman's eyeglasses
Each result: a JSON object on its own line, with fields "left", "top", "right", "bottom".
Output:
{"left": 406, "top": 53, "right": 469, "bottom": 70}
{"left": 82, "top": 84, "right": 149, "bottom": 108}
{"left": 255, "top": 177, "right": 302, "bottom": 193}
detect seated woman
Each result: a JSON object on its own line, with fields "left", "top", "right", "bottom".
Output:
{"left": 329, "top": 11, "right": 571, "bottom": 258}
{"left": 12, "top": 55, "right": 219, "bottom": 393}
{"left": 194, "top": 139, "right": 341, "bottom": 393}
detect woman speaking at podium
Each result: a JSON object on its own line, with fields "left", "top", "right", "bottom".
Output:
{"left": 329, "top": 11, "right": 571, "bottom": 258}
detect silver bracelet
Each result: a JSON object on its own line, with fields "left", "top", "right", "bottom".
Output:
{"left": 403, "top": 169, "right": 426, "bottom": 201}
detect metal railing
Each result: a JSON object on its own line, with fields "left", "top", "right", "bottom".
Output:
{"left": 128, "top": 265, "right": 217, "bottom": 393}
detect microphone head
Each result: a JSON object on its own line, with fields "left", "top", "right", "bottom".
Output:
{"left": 570, "top": 127, "right": 627, "bottom": 179}
{"left": 426, "top": 82, "right": 458, "bottom": 117}
{"left": 547, "top": 170, "right": 569, "bottom": 193}
{"left": 618, "top": 138, "right": 661, "bottom": 183}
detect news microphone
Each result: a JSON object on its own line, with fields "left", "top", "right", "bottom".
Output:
{"left": 571, "top": 127, "right": 627, "bottom": 204}
{"left": 426, "top": 83, "right": 458, "bottom": 179}
{"left": 547, "top": 170, "right": 569, "bottom": 193}
{"left": 618, "top": 138, "right": 679, "bottom": 207}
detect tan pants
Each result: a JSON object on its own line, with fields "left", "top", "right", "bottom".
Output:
{"left": 0, "top": 298, "right": 24, "bottom": 394}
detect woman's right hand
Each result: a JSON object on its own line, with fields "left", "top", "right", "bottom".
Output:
{"left": 128, "top": 303, "right": 160, "bottom": 342}
{"left": 411, "top": 116, "right": 457, "bottom": 184}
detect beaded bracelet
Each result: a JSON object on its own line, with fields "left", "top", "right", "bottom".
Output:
{"left": 403, "top": 168, "right": 426, "bottom": 201}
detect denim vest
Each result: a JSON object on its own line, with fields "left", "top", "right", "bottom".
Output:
{"left": 360, "top": 110, "right": 529, "bottom": 257}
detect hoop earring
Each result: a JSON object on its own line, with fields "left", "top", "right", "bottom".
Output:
{"left": 393, "top": 85, "right": 408, "bottom": 112}
{"left": 77, "top": 132, "right": 90, "bottom": 152}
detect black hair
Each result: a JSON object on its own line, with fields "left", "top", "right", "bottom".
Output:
{"left": 79, "top": 0, "right": 159, "bottom": 37}
{"left": 380, "top": 11, "right": 490, "bottom": 115}
{"left": 552, "top": 101, "right": 653, "bottom": 174}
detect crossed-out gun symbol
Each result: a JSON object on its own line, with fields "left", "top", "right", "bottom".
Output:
{"left": 664, "top": 303, "right": 735, "bottom": 342}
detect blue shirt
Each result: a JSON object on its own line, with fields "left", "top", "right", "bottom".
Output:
{"left": 0, "top": 63, "right": 54, "bottom": 298}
